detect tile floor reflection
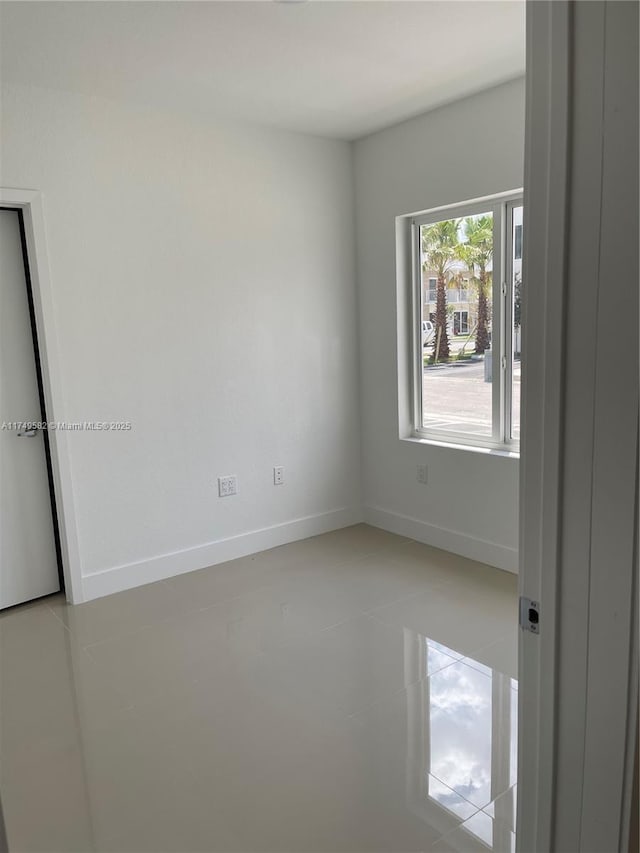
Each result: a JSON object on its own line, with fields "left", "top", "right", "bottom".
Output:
{"left": 0, "top": 524, "right": 519, "bottom": 852}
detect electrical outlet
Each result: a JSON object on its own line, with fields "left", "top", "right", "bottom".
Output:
{"left": 273, "top": 466, "right": 284, "bottom": 485}
{"left": 218, "top": 475, "right": 237, "bottom": 497}
{"left": 416, "top": 464, "right": 428, "bottom": 485}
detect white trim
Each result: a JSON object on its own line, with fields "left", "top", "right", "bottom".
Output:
{"left": 491, "top": 199, "right": 504, "bottom": 443}
{"left": 410, "top": 429, "right": 518, "bottom": 456}
{"left": 0, "top": 188, "right": 84, "bottom": 604}
{"left": 81, "top": 506, "right": 363, "bottom": 602}
{"left": 401, "top": 434, "right": 519, "bottom": 460}
{"left": 363, "top": 505, "right": 518, "bottom": 574}
{"left": 504, "top": 199, "right": 522, "bottom": 443}
{"left": 410, "top": 189, "right": 523, "bottom": 227}
{"left": 576, "top": 2, "right": 638, "bottom": 845}
{"left": 516, "top": 2, "right": 570, "bottom": 848}
{"left": 411, "top": 220, "right": 423, "bottom": 433}
{"left": 404, "top": 193, "right": 522, "bottom": 453}
{"left": 518, "top": 2, "right": 639, "bottom": 851}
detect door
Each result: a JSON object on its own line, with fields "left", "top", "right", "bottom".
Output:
{"left": 0, "top": 209, "right": 59, "bottom": 608}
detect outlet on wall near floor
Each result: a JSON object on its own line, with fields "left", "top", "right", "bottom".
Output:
{"left": 416, "top": 464, "right": 428, "bottom": 485}
{"left": 273, "top": 466, "right": 284, "bottom": 486}
{"left": 218, "top": 475, "right": 237, "bottom": 497}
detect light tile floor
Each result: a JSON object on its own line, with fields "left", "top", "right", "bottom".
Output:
{"left": 0, "top": 524, "right": 519, "bottom": 852}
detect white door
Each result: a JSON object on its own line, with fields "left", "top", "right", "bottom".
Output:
{"left": 0, "top": 209, "right": 59, "bottom": 608}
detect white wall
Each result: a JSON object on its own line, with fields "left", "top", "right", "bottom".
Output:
{"left": 0, "top": 82, "right": 361, "bottom": 600}
{"left": 353, "top": 78, "right": 525, "bottom": 571}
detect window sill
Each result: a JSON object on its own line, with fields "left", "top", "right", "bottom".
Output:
{"left": 402, "top": 434, "right": 520, "bottom": 459}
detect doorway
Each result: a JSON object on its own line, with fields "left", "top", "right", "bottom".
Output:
{"left": 0, "top": 208, "right": 62, "bottom": 608}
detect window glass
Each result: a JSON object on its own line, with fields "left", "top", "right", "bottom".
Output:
{"left": 420, "top": 214, "right": 494, "bottom": 438}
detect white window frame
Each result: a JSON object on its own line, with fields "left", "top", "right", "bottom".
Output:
{"left": 409, "top": 190, "right": 523, "bottom": 453}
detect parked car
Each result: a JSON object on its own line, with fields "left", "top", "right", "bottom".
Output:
{"left": 422, "top": 320, "right": 435, "bottom": 347}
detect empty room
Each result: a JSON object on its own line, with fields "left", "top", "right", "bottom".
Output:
{"left": 0, "top": 2, "right": 637, "bottom": 852}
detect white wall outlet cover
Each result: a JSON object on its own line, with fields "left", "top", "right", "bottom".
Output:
{"left": 218, "top": 475, "right": 237, "bottom": 497}
{"left": 416, "top": 464, "right": 428, "bottom": 485}
{"left": 273, "top": 466, "right": 284, "bottom": 485}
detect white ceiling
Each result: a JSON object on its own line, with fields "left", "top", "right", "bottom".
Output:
{"left": 0, "top": 1, "right": 525, "bottom": 139}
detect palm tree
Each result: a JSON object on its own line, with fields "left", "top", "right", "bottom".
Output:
{"left": 457, "top": 215, "right": 493, "bottom": 356}
{"left": 421, "top": 219, "right": 460, "bottom": 361}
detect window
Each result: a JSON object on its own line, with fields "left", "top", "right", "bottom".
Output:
{"left": 453, "top": 310, "right": 469, "bottom": 335}
{"left": 409, "top": 192, "right": 523, "bottom": 451}
{"left": 514, "top": 223, "right": 523, "bottom": 260}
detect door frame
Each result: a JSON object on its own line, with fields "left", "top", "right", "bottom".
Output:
{"left": 0, "top": 188, "right": 83, "bottom": 604}
{"left": 516, "top": 4, "right": 570, "bottom": 848}
{"left": 517, "top": 2, "right": 639, "bottom": 851}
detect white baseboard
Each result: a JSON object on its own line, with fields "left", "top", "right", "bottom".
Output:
{"left": 81, "top": 506, "right": 364, "bottom": 602}
{"left": 364, "top": 505, "right": 518, "bottom": 574}
{"left": 79, "top": 504, "right": 516, "bottom": 602}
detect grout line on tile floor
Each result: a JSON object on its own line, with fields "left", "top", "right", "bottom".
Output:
{"left": 45, "top": 602, "right": 74, "bottom": 634}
